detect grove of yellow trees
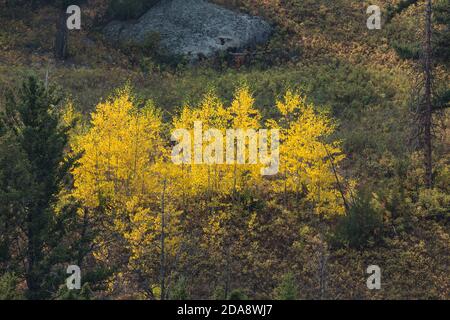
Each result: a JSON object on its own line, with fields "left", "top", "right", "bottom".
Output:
{"left": 71, "top": 84, "right": 349, "bottom": 298}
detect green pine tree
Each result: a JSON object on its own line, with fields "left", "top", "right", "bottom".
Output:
{"left": 0, "top": 76, "right": 76, "bottom": 299}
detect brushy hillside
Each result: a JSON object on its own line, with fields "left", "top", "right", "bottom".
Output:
{"left": 0, "top": 0, "right": 448, "bottom": 299}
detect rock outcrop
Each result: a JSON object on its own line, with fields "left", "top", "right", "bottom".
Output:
{"left": 103, "top": 0, "right": 272, "bottom": 60}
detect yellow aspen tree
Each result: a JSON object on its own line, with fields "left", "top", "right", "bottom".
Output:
{"left": 226, "top": 85, "right": 263, "bottom": 192}
{"left": 171, "top": 91, "right": 230, "bottom": 195}
{"left": 71, "top": 86, "right": 181, "bottom": 296}
{"left": 274, "top": 90, "right": 347, "bottom": 217}
{"left": 195, "top": 91, "right": 229, "bottom": 194}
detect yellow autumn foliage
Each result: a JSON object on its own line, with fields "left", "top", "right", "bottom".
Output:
{"left": 273, "top": 90, "right": 347, "bottom": 217}
{"left": 71, "top": 85, "right": 350, "bottom": 290}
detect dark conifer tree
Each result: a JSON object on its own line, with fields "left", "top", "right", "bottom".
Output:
{"left": 0, "top": 76, "right": 74, "bottom": 298}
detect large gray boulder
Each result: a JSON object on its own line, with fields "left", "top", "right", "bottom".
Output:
{"left": 103, "top": 0, "right": 272, "bottom": 60}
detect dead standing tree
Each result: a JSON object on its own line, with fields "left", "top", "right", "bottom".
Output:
{"left": 54, "top": 7, "right": 68, "bottom": 60}
{"left": 54, "top": 0, "right": 84, "bottom": 60}
{"left": 387, "top": 0, "right": 443, "bottom": 188}
{"left": 422, "top": 0, "right": 433, "bottom": 188}
{"left": 54, "top": 1, "right": 70, "bottom": 60}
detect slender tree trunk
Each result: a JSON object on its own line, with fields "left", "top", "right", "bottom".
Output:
{"left": 423, "top": 0, "right": 433, "bottom": 188}
{"left": 55, "top": 7, "right": 68, "bottom": 60}
{"left": 25, "top": 206, "right": 44, "bottom": 299}
{"left": 77, "top": 207, "right": 89, "bottom": 267}
{"left": 319, "top": 247, "right": 327, "bottom": 299}
{"left": 26, "top": 211, "right": 38, "bottom": 297}
{"left": 284, "top": 115, "right": 288, "bottom": 208}
{"left": 224, "top": 244, "right": 231, "bottom": 299}
{"left": 160, "top": 179, "right": 167, "bottom": 300}
{"left": 322, "top": 143, "right": 349, "bottom": 211}
{"left": 318, "top": 220, "right": 328, "bottom": 300}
